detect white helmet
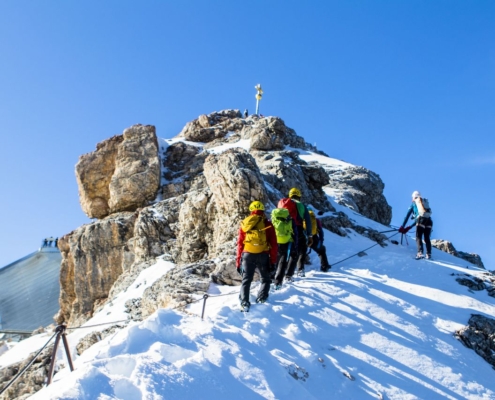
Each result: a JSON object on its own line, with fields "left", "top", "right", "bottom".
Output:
{"left": 412, "top": 191, "right": 421, "bottom": 199}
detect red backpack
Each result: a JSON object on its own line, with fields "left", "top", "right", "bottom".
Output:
{"left": 277, "top": 198, "right": 302, "bottom": 226}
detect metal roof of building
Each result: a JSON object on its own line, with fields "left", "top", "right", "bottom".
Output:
{"left": 0, "top": 244, "right": 61, "bottom": 332}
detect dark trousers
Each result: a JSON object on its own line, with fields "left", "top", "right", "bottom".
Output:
{"left": 286, "top": 225, "right": 307, "bottom": 277}
{"left": 310, "top": 234, "right": 330, "bottom": 270}
{"left": 274, "top": 242, "right": 297, "bottom": 285}
{"left": 239, "top": 252, "right": 271, "bottom": 305}
{"left": 416, "top": 218, "right": 433, "bottom": 255}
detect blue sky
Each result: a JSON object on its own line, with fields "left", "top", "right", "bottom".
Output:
{"left": 0, "top": 1, "right": 494, "bottom": 268}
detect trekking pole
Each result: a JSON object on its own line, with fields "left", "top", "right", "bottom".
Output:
{"left": 47, "top": 325, "right": 74, "bottom": 385}
{"left": 379, "top": 229, "right": 398, "bottom": 234}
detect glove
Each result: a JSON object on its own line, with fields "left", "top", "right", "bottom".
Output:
{"left": 307, "top": 236, "right": 313, "bottom": 247}
{"left": 398, "top": 226, "right": 406, "bottom": 234}
{"left": 403, "top": 225, "right": 412, "bottom": 233}
{"left": 236, "top": 266, "right": 244, "bottom": 276}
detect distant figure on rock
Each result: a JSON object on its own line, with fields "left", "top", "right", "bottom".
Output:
{"left": 42, "top": 239, "right": 48, "bottom": 247}
{"left": 54, "top": 238, "right": 59, "bottom": 248}
{"left": 243, "top": 109, "right": 248, "bottom": 118}
{"left": 271, "top": 207, "right": 298, "bottom": 289}
{"left": 399, "top": 191, "right": 433, "bottom": 260}
{"left": 308, "top": 210, "right": 331, "bottom": 271}
{"left": 278, "top": 187, "right": 313, "bottom": 279}
{"left": 236, "top": 201, "right": 277, "bottom": 312}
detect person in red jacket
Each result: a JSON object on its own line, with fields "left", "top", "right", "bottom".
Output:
{"left": 236, "top": 201, "right": 278, "bottom": 311}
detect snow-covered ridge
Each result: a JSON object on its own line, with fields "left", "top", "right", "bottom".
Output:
{"left": 3, "top": 195, "right": 495, "bottom": 399}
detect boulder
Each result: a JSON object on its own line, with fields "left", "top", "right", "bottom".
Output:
{"left": 323, "top": 165, "right": 392, "bottom": 225}
{"left": 241, "top": 116, "right": 286, "bottom": 151}
{"left": 432, "top": 239, "right": 485, "bottom": 269}
{"left": 179, "top": 110, "right": 244, "bottom": 142}
{"left": 108, "top": 124, "right": 161, "bottom": 214}
{"left": 456, "top": 314, "right": 495, "bottom": 368}
{"left": 75, "top": 135, "right": 123, "bottom": 219}
{"left": 76, "top": 124, "right": 160, "bottom": 219}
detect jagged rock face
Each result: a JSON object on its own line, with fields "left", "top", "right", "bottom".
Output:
{"left": 56, "top": 213, "right": 137, "bottom": 326}
{"left": 252, "top": 151, "right": 333, "bottom": 211}
{"left": 241, "top": 117, "right": 286, "bottom": 150}
{"left": 456, "top": 314, "right": 495, "bottom": 368}
{"left": 432, "top": 239, "right": 485, "bottom": 269}
{"left": 175, "top": 149, "right": 268, "bottom": 264}
{"left": 323, "top": 165, "right": 392, "bottom": 225}
{"left": 132, "top": 197, "right": 183, "bottom": 262}
{"left": 161, "top": 142, "right": 203, "bottom": 200}
{"left": 76, "top": 124, "right": 160, "bottom": 219}
{"left": 179, "top": 109, "right": 243, "bottom": 142}
{"left": 58, "top": 112, "right": 392, "bottom": 326}
{"left": 0, "top": 343, "right": 53, "bottom": 400}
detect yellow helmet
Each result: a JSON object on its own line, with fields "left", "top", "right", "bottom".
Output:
{"left": 289, "top": 187, "right": 302, "bottom": 198}
{"left": 309, "top": 210, "right": 315, "bottom": 216}
{"left": 249, "top": 201, "right": 265, "bottom": 212}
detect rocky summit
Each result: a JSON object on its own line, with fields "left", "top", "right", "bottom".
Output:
{"left": 58, "top": 110, "right": 393, "bottom": 327}
{"left": 1, "top": 110, "right": 491, "bottom": 400}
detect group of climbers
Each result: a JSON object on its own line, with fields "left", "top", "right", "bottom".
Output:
{"left": 235, "top": 187, "right": 330, "bottom": 311}
{"left": 235, "top": 187, "right": 433, "bottom": 311}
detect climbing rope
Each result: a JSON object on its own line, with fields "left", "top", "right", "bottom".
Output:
{"left": 331, "top": 231, "right": 400, "bottom": 267}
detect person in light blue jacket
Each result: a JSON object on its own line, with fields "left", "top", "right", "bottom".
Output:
{"left": 399, "top": 191, "right": 433, "bottom": 259}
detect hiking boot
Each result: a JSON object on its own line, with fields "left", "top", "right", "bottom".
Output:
{"left": 425, "top": 254, "right": 431, "bottom": 260}
{"left": 275, "top": 284, "right": 282, "bottom": 290}
{"left": 321, "top": 264, "right": 331, "bottom": 272}
{"left": 240, "top": 301, "right": 250, "bottom": 312}
{"left": 297, "top": 269, "right": 305, "bottom": 277}
{"left": 415, "top": 252, "right": 424, "bottom": 260}
{"left": 285, "top": 276, "right": 294, "bottom": 283}
{"left": 256, "top": 297, "right": 268, "bottom": 304}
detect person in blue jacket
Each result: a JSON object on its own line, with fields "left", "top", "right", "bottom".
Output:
{"left": 399, "top": 190, "right": 433, "bottom": 259}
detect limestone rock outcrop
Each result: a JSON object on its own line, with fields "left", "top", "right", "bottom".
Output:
{"left": 57, "top": 110, "right": 392, "bottom": 327}
{"left": 456, "top": 314, "right": 495, "bottom": 369}
{"left": 56, "top": 213, "right": 137, "bottom": 326}
{"left": 431, "top": 239, "right": 485, "bottom": 269}
{"left": 76, "top": 124, "right": 160, "bottom": 219}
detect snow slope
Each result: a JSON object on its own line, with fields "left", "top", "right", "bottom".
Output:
{"left": 2, "top": 144, "right": 494, "bottom": 400}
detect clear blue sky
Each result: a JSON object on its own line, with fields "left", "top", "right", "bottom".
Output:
{"left": 1, "top": 1, "right": 494, "bottom": 269}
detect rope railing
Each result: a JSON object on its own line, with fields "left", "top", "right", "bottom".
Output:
{"left": 0, "top": 331, "right": 58, "bottom": 396}
{"left": 1, "top": 229, "right": 402, "bottom": 395}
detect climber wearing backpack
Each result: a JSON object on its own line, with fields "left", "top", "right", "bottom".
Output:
{"left": 399, "top": 191, "right": 433, "bottom": 260}
{"left": 308, "top": 210, "right": 331, "bottom": 272}
{"left": 278, "top": 187, "right": 313, "bottom": 279}
{"left": 271, "top": 207, "right": 298, "bottom": 289}
{"left": 236, "top": 201, "right": 278, "bottom": 311}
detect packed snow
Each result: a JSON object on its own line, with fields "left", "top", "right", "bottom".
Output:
{"left": 2, "top": 144, "right": 495, "bottom": 399}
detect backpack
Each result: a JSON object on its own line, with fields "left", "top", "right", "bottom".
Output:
{"left": 278, "top": 198, "right": 302, "bottom": 226}
{"left": 305, "top": 210, "right": 318, "bottom": 236}
{"left": 241, "top": 215, "right": 270, "bottom": 253}
{"left": 414, "top": 197, "right": 432, "bottom": 218}
{"left": 271, "top": 208, "right": 294, "bottom": 244}
{"left": 277, "top": 198, "right": 305, "bottom": 226}
{"left": 303, "top": 212, "right": 317, "bottom": 235}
